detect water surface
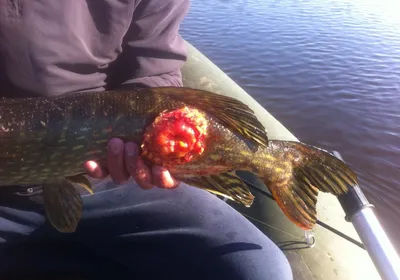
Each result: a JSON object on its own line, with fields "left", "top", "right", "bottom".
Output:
{"left": 181, "top": 0, "right": 400, "bottom": 252}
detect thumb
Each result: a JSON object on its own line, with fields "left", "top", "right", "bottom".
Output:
{"left": 84, "top": 160, "right": 109, "bottom": 179}
{"left": 152, "top": 165, "right": 180, "bottom": 189}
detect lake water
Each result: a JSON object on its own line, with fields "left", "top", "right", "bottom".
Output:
{"left": 180, "top": 0, "right": 400, "bottom": 253}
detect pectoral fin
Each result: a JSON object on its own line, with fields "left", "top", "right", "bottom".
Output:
{"left": 42, "top": 178, "right": 83, "bottom": 233}
{"left": 183, "top": 172, "right": 255, "bottom": 207}
{"left": 66, "top": 174, "right": 94, "bottom": 195}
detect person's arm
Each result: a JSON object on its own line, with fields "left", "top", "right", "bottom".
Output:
{"left": 85, "top": 0, "right": 190, "bottom": 189}
{"left": 110, "top": 0, "right": 190, "bottom": 89}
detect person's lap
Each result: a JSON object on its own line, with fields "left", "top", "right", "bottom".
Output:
{"left": 0, "top": 179, "right": 293, "bottom": 279}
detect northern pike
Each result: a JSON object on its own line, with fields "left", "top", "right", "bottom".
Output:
{"left": 0, "top": 87, "right": 358, "bottom": 233}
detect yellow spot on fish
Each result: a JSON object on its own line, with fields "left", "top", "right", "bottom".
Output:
{"left": 283, "top": 161, "right": 291, "bottom": 169}
{"left": 239, "top": 150, "right": 251, "bottom": 157}
{"left": 209, "top": 154, "right": 220, "bottom": 161}
{"left": 264, "top": 154, "right": 275, "bottom": 160}
{"left": 275, "top": 167, "right": 284, "bottom": 173}
{"left": 73, "top": 145, "right": 84, "bottom": 151}
{"left": 85, "top": 150, "right": 101, "bottom": 156}
{"left": 96, "top": 139, "right": 109, "bottom": 144}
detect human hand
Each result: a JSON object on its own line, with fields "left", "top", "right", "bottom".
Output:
{"left": 84, "top": 138, "right": 180, "bottom": 189}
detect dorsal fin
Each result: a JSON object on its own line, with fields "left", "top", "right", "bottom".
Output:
{"left": 150, "top": 87, "right": 269, "bottom": 147}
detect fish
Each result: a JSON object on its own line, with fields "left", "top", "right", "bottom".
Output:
{"left": 0, "top": 87, "right": 358, "bottom": 233}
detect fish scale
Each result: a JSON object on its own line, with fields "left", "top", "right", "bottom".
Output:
{"left": 0, "top": 87, "right": 358, "bottom": 233}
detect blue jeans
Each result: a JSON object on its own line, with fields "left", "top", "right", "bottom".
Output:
{"left": 0, "top": 180, "right": 293, "bottom": 279}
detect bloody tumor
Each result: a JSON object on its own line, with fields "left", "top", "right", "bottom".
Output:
{"left": 141, "top": 107, "right": 208, "bottom": 166}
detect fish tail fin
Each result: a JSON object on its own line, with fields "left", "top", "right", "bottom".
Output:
{"left": 262, "top": 140, "right": 358, "bottom": 230}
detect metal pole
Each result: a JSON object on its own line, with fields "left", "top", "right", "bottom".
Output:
{"left": 333, "top": 151, "right": 400, "bottom": 280}
{"left": 351, "top": 207, "right": 400, "bottom": 280}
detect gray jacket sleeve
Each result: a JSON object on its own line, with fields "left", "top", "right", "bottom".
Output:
{"left": 113, "top": 0, "right": 190, "bottom": 89}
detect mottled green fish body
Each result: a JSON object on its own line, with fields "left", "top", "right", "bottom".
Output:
{"left": 0, "top": 87, "right": 358, "bottom": 233}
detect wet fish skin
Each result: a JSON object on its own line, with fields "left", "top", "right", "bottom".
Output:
{"left": 0, "top": 87, "right": 358, "bottom": 232}
{"left": 169, "top": 117, "right": 356, "bottom": 230}
{"left": 0, "top": 89, "right": 180, "bottom": 185}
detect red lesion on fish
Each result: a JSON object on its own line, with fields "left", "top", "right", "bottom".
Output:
{"left": 140, "top": 106, "right": 208, "bottom": 167}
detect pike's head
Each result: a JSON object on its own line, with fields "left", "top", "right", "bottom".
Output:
{"left": 141, "top": 107, "right": 208, "bottom": 167}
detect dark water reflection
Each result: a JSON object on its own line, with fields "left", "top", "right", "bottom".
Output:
{"left": 181, "top": 0, "right": 400, "bottom": 252}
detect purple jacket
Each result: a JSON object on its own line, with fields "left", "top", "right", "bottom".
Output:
{"left": 0, "top": 0, "right": 189, "bottom": 98}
